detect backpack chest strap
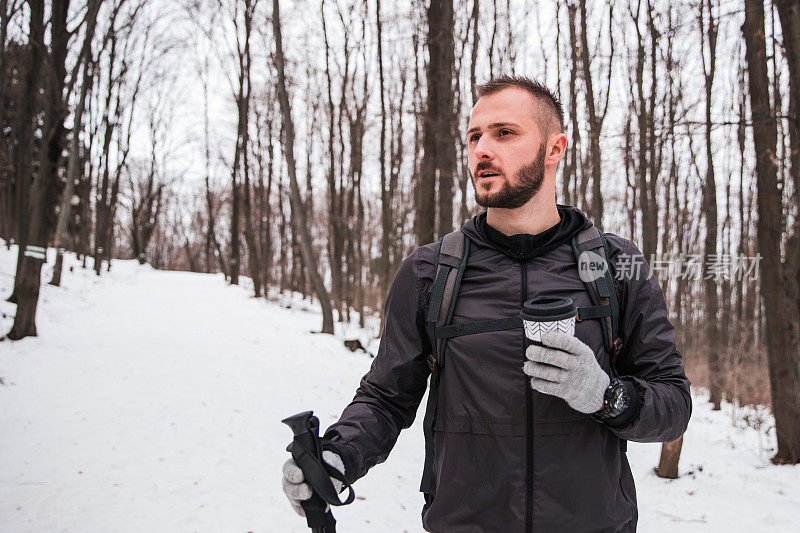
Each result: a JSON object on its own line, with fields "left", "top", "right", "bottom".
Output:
{"left": 434, "top": 316, "right": 523, "bottom": 339}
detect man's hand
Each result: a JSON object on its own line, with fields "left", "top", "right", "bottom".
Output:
{"left": 524, "top": 331, "right": 610, "bottom": 414}
{"left": 281, "top": 450, "right": 345, "bottom": 517}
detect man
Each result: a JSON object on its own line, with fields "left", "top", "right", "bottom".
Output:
{"left": 282, "top": 76, "right": 692, "bottom": 532}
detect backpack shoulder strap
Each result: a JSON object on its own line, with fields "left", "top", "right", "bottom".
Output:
{"left": 420, "top": 229, "right": 469, "bottom": 495}
{"left": 571, "top": 226, "right": 623, "bottom": 375}
{"left": 424, "top": 230, "right": 470, "bottom": 372}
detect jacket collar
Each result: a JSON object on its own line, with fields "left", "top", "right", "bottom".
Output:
{"left": 460, "top": 204, "right": 593, "bottom": 262}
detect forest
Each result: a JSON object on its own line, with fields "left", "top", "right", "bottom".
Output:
{"left": 0, "top": 0, "right": 798, "bottom": 468}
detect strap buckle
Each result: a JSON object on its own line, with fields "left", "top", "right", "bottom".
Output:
{"left": 613, "top": 337, "right": 624, "bottom": 355}
{"left": 426, "top": 353, "right": 438, "bottom": 372}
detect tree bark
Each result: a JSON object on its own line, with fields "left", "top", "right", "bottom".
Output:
{"left": 743, "top": 0, "right": 800, "bottom": 464}
{"left": 655, "top": 435, "right": 683, "bottom": 479}
{"left": 699, "top": 0, "right": 721, "bottom": 410}
{"left": 320, "top": 0, "right": 345, "bottom": 319}
{"left": 775, "top": 0, "right": 800, "bottom": 402}
{"left": 566, "top": 1, "right": 581, "bottom": 209}
{"left": 263, "top": 110, "right": 274, "bottom": 291}
{"left": 470, "top": 0, "right": 479, "bottom": 106}
{"left": 239, "top": 3, "right": 260, "bottom": 296}
{"left": 434, "top": 0, "right": 456, "bottom": 238}
{"left": 51, "top": 0, "right": 101, "bottom": 286}
{"left": 7, "top": 0, "right": 43, "bottom": 306}
{"left": 417, "top": 0, "right": 456, "bottom": 245}
{"left": 377, "top": 0, "right": 391, "bottom": 330}
{"left": 10, "top": 0, "right": 69, "bottom": 339}
{"left": 632, "top": 1, "right": 657, "bottom": 258}
{"left": 578, "top": 0, "right": 604, "bottom": 228}
{"left": 271, "top": 0, "right": 334, "bottom": 334}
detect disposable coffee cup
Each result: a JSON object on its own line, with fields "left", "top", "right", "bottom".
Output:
{"left": 520, "top": 297, "right": 577, "bottom": 343}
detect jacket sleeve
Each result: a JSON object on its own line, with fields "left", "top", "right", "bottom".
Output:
{"left": 323, "top": 248, "right": 433, "bottom": 483}
{"left": 602, "top": 237, "right": 692, "bottom": 443}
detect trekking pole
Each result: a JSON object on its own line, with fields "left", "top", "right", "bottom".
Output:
{"left": 283, "top": 411, "right": 351, "bottom": 533}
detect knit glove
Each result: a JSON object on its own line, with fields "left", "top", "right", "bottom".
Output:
{"left": 524, "top": 331, "right": 610, "bottom": 414}
{"left": 282, "top": 450, "right": 345, "bottom": 517}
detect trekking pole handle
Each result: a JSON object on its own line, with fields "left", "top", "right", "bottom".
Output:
{"left": 282, "top": 411, "right": 333, "bottom": 532}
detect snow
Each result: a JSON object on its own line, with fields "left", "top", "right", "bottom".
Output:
{"left": 1, "top": 244, "right": 798, "bottom": 532}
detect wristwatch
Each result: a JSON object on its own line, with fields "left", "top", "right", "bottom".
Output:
{"left": 592, "top": 377, "right": 630, "bottom": 422}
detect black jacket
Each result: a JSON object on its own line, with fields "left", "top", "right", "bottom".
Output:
{"left": 325, "top": 206, "right": 692, "bottom": 532}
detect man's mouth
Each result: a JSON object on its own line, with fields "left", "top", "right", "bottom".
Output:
{"left": 478, "top": 170, "right": 501, "bottom": 179}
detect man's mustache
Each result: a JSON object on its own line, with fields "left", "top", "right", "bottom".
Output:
{"left": 475, "top": 161, "right": 503, "bottom": 175}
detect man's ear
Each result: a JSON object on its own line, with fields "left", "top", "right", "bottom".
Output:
{"left": 546, "top": 133, "right": 568, "bottom": 165}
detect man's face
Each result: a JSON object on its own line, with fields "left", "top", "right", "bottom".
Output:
{"left": 466, "top": 88, "right": 550, "bottom": 209}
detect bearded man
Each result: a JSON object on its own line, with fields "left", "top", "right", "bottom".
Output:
{"left": 282, "top": 75, "right": 692, "bottom": 533}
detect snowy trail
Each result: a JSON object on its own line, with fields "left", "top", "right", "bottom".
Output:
{"left": 1, "top": 249, "right": 798, "bottom": 532}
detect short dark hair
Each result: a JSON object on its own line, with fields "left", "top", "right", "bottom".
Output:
{"left": 474, "top": 75, "right": 565, "bottom": 134}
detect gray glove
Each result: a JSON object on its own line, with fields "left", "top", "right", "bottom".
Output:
{"left": 282, "top": 450, "right": 345, "bottom": 517}
{"left": 524, "top": 331, "right": 610, "bottom": 414}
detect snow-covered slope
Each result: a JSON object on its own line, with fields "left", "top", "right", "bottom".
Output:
{"left": 0, "top": 245, "right": 798, "bottom": 532}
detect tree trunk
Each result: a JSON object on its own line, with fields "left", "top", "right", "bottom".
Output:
{"left": 271, "top": 0, "right": 334, "bottom": 334}
{"left": 565, "top": 1, "right": 581, "bottom": 208}
{"left": 655, "top": 435, "right": 683, "bottom": 479}
{"left": 470, "top": 0, "right": 479, "bottom": 106}
{"left": 7, "top": 0, "right": 43, "bottom": 305}
{"left": 699, "top": 0, "right": 721, "bottom": 410}
{"left": 51, "top": 3, "right": 100, "bottom": 286}
{"left": 632, "top": 2, "right": 656, "bottom": 258}
{"left": 263, "top": 113, "right": 275, "bottom": 291}
{"left": 377, "top": 0, "right": 391, "bottom": 330}
{"left": 320, "top": 0, "right": 345, "bottom": 320}
{"left": 240, "top": 6, "right": 259, "bottom": 297}
{"left": 417, "top": 0, "right": 456, "bottom": 245}
{"left": 10, "top": 0, "right": 69, "bottom": 340}
{"left": 775, "top": 0, "right": 800, "bottom": 405}
{"left": 230, "top": 82, "right": 244, "bottom": 286}
{"left": 94, "top": 20, "right": 121, "bottom": 277}
{"left": 434, "top": 0, "right": 456, "bottom": 238}
{"left": 743, "top": 0, "right": 800, "bottom": 464}
{"left": 578, "top": 0, "right": 603, "bottom": 228}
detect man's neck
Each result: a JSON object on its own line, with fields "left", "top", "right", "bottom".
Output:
{"left": 485, "top": 194, "right": 561, "bottom": 237}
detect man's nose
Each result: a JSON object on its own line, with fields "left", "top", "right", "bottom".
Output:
{"left": 474, "top": 136, "right": 495, "bottom": 159}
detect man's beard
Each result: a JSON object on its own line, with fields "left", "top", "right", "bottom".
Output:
{"left": 471, "top": 143, "right": 546, "bottom": 209}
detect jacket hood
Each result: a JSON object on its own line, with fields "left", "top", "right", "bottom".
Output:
{"left": 460, "top": 204, "right": 593, "bottom": 262}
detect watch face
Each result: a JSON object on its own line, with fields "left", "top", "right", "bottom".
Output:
{"left": 610, "top": 386, "right": 628, "bottom": 411}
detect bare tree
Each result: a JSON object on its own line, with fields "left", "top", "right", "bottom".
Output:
{"left": 565, "top": 1, "right": 581, "bottom": 208}
{"left": 10, "top": 0, "right": 76, "bottom": 339}
{"left": 698, "top": 0, "right": 721, "bottom": 410}
{"left": 321, "top": 0, "right": 344, "bottom": 318}
{"left": 271, "top": 0, "right": 334, "bottom": 334}
{"left": 630, "top": 0, "right": 657, "bottom": 258}
{"left": 126, "top": 78, "right": 178, "bottom": 266}
{"left": 6, "top": 0, "right": 44, "bottom": 308}
{"left": 238, "top": 0, "right": 260, "bottom": 296}
{"left": 223, "top": 0, "right": 259, "bottom": 286}
{"left": 578, "top": 0, "right": 612, "bottom": 228}
{"left": 377, "top": 0, "right": 391, "bottom": 327}
{"left": 93, "top": 0, "right": 147, "bottom": 276}
{"left": 51, "top": 0, "right": 103, "bottom": 286}
{"left": 6, "top": 0, "right": 46, "bottom": 335}
{"left": 743, "top": 0, "right": 800, "bottom": 464}
{"left": 774, "top": 0, "right": 800, "bottom": 398}
{"left": 417, "top": 0, "right": 456, "bottom": 245}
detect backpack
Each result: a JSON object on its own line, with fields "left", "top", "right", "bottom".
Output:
{"left": 419, "top": 225, "right": 624, "bottom": 494}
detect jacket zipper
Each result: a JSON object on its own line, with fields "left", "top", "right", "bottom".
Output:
{"left": 522, "top": 261, "right": 533, "bottom": 533}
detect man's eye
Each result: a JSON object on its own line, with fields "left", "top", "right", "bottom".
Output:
{"left": 469, "top": 133, "right": 480, "bottom": 142}
{"left": 498, "top": 129, "right": 512, "bottom": 136}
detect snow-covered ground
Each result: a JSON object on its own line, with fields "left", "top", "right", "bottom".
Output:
{"left": 0, "top": 244, "right": 798, "bottom": 532}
